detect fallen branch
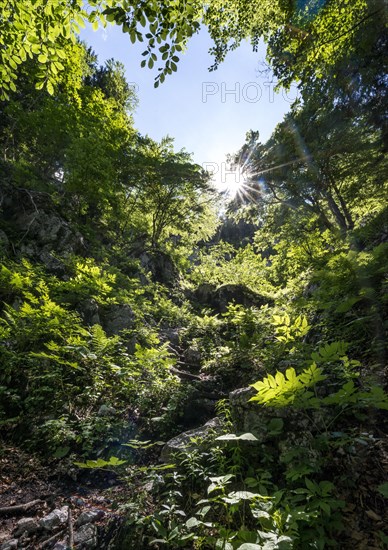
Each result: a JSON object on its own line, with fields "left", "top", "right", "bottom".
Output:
{"left": 68, "top": 506, "right": 74, "bottom": 549}
{"left": 0, "top": 499, "right": 42, "bottom": 516}
{"left": 40, "top": 528, "right": 66, "bottom": 548}
{"left": 170, "top": 366, "right": 202, "bottom": 381}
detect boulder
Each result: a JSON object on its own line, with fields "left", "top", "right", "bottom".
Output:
{"left": 40, "top": 506, "right": 68, "bottom": 531}
{"left": 76, "top": 509, "right": 105, "bottom": 527}
{"left": 77, "top": 299, "right": 100, "bottom": 326}
{"left": 0, "top": 540, "right": 18, "bottom": 550}
{"left": 13, "top": 517, "right": 39, "bottom": 536}
{"left": 182, "top": 396, "right": 217, "bottom": 427}
{"left": 183, "top": 346, "right": 202, "bottom": 367}
{"left": 74, "top": 523, "right": 97, "bottom": 548}
{"left": 1, "top": 186, "right": 85, "bottom": 259}
{"left": 38, "top": 250, "right": 66, "bottom": 276}
{"left": 229, "top": 387, "right": 264, "bottom": 438}
{"left": 160, "top": 417, "right": 222, "bottom": 462}
{"left": 194, "top": 283, "right": 272, "bottom": 313}
{"left": 17, "top": 211, "right": 84, "bottom": 256}
{"left": 139, "top": 250, "right": 178, "bottom": 285}
{"left": 159, "top": 327, "right": 181, "bottom": 348}
{"left": 100, "top": 304, "right": 134, "bottom": 336}
{"left": 229, "top": 386, "right": 311, "bottom": 440}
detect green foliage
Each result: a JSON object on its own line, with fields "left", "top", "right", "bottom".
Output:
{"left": 54, "top": 258, "right": 117, "bottom": 304}
{"left": 272, "top": 314, "right": 310, "bottom": 346}
{"left": 250, "top": 345, "right": 388, "bottom": 412}
{"left": 0, "top": 255, "right": 185, "bottom": 455}
{"left": 74, "top": 456, "right": 127, "bottom": 469}
{"left": 250, "top": 364, "right": 326, "bottom": 409}
{"left": 189, "top": 242, "right": 271, "bottom": 292}
{"left": 1, "top": 4, "right": 386, "bottom": 548}
{"left": 120, "top": 135, "right": 215, "bottom": 250}
{"left": 0, "top": 0, "right": 118, "bottom": 98}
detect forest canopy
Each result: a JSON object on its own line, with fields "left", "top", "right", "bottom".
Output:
{"left": 1, "top": 0, "right": 386, "bottom": 95}
{"left": 0, "top": 1, "right": 387, "bottom": 549}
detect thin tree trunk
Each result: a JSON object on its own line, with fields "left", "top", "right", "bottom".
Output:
{"left": 332, "top": 181, "right": 354, "bottom": 230}
{"left": 322, "top": 189, "right": 348, "bottom": 235}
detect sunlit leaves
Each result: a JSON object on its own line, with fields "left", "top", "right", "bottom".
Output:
{"left": 272, "top": 314, "right": 310, "bottom": 344}
{"left": 0, "top": 0, "right": 111, "bottom": 98}
{"left": 74, "top": 456, "right": 127, "bottom": 468}
{"left": 102, "top": 0, "right": 201, "bottom": 87}
{"left": 250, "top": 364, "right": 326, "bottom": 408}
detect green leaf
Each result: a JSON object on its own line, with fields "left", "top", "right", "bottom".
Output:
{"left": 305, "top": 477, "right": 318, "bottom": 493}
{"left": 74, "top": 456, "right": 126, "bottom": 468}
{"left": 320, "top": 501, "right": 331, "bottom": 514}
{"left": 186, "top": 517, "right": 200, "bottom": 528}
{"left": 377, "top": 482, "right": 388, "bottom": 498}
{"left": 53, "top": 446, "right": 70, "bottom": 458}
{"left": 267, "top": 418, "right": 284, "bottom": 433}
{"left": 47, "top": 81, "right": 54, "bottom": 95}
{"left": 223, "top": 491, "right": 258, "bottom": 503}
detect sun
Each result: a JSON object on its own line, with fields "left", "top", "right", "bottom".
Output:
{"left": 221, "top": 163, "right": 247, "bottom": 198}
{"left": 205, "top": 136, "right": 264, "bottom": 201}
{"left": 204, "top": 158, "right": 248, "bottom": 197}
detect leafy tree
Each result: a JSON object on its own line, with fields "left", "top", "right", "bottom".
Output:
{"left": 3, "top": 0, "right": 386, "bottom": 97}
{"left": 85, "top": 55, "right": 138, "bottom": 112}
{"left": 0, "top": 42, "right": 137, "bottom": 229}
{"left": 0, "top": 0, "right": 105, "bottom": 98}
{"left": 233, "top": 90, "right": 386, "bottom": 237}
{"left": 102, "top": 0, "right": 386, "bottom": 93}
{"left": 119, "top": 135, "right": 216, "bottom": 249}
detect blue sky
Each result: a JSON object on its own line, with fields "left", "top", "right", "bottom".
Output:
{"left": 81, "top": 24, "right": 296, "bottom": 192}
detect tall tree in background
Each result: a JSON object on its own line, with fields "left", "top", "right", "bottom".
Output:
{"left": 235, "top": 93, "right": 386, "bottom": 235}
{"left": 119, "top": 135, "right": 216, "bottom": 249}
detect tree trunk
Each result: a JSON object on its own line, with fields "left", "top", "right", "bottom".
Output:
{"left": 332, "top": 181, "right": 354, "bottom": 230}
{"left": 322, "top": 189, "right": 348, "bottom": 235}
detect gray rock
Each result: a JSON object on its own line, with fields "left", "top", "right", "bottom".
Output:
{"left": 13, "top": 517, "right": 39, "bottom": 536}
{"left": 139, "top": 250, "right": 178, "bottom": 285}
{"left": 194, "top": 283, "right": 272, "bottom": 313}
{"left": 0, "top": 540, "right": 18, "bottom": 550}
{"left": 77, "top": 299, "right": 100, "bottom": 326}
{"left": 76, "top": 509, "right": 105, "bottom": 527}
{"left": 184, "top": 346, "right": 202, "bottom": 366}
{"left": 160, "top": 327, "right": 181, "bottom": 348}
{"left": 74, "top": 523, "right": 97, "bottom": 548}
{"left": 192, "top": 283, "right": 215, "bottom": 306}
{"left": 182, "top": 396, "right": 217, "bottom": 427}
{"left": 229, "top": 387, "right": 268, "bottom": 440}
{"left": 229, "top": 386, "right": 313, "bottom": 440}
{"left": 160, "top": 417, "right": 222, "bottom": 462}
{"left": 97, "top": 404, "right": 116, "bottom": 417}
{"left": 53, "top": 544, "right": 67, "bottom": 550}
{"left": 100, "top": 304, "right": 134, "bottom": 336}
{"left": 16, "top": 210, "right": 84, "bottom": 256}
{"left": 38, "top": 251, "right": 66, "bottom": 275}
{"left": 0, "top": 229, "right": 9, "bottom": 250}
{"left": 2, "top": 187, "right": 84, "bottom": 259}
{"left": 40, "top": 506, "right": 68, "bottom": 531}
